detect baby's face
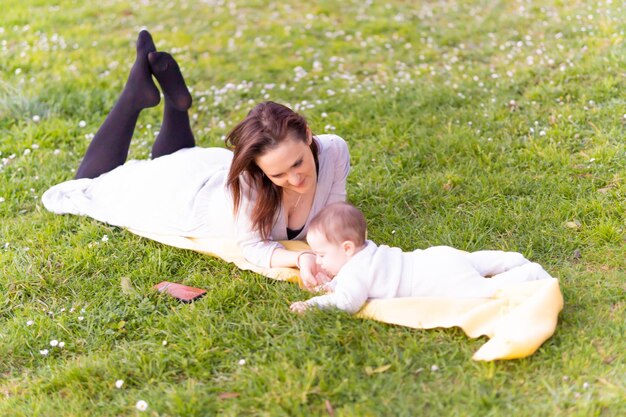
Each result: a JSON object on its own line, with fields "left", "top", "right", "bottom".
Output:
{"left": 306, "top": 228, "right": 351, "bottom": 277}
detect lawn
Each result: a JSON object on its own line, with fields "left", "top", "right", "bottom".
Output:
{"left": 1, "top": 0, "right": 625, "bottom": 415}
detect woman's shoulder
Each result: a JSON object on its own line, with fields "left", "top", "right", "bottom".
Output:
{"left": 315, "top": 134, "right": 349, "bottom": 159}
{"left": 315, "top": 133, "right": 347, "bottom": 148}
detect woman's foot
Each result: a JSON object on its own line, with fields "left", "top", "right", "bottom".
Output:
{"left": 148, "top": 51, "right": 192, "bottom": 111}
{"left": 121, "top": 30, "right": 161, "bottom": 110}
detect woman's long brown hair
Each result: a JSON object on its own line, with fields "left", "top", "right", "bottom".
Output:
{"left": 225, "top": 101, "right": 319, "bottom": 240}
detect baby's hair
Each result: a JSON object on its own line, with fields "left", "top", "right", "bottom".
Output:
{"left": 308, "top": 202, "right": 367, "bottom": 246}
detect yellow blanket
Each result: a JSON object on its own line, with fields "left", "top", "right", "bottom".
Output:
{"left": 130, "top": 230, "right": 563, "bottom": 361}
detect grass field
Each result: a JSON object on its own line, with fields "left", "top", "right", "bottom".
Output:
{"left": 1, "top": 0, "right": 625, "bottom": 415}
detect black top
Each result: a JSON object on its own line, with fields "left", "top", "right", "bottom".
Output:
{"left": 286, "top": 225, "right": 304, "bottom": 240}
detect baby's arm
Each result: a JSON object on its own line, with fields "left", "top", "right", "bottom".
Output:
{"left": 292, "top": 270, "right": 369, "bottom": 314}
{"left": 290, "top": 301, "right": 309, "bottom": 313}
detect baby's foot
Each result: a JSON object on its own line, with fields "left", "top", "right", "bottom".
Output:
{"left": 148, "top": 51, "right": 192, "bottom": 111}
{"left": 122, "top": 30, "right": 160, "bottom": 110}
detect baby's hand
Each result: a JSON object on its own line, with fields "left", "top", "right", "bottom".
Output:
{"left": 312, "top": 282, "right": 334, "bottom": 294}
{"left": 290, "top": 301, "right": 309, "bottom": 314}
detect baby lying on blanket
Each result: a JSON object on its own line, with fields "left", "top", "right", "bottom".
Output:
{"left": 290, "top": 202, "right": 552, "bottom": 314}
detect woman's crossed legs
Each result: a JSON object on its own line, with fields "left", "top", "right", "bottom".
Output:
{"left": 75, "top": 30, "right": 195, "bottom": 179}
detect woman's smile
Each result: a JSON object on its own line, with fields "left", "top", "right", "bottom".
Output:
{"left": 255, "top": 136, "right": 317, "bottom": 193}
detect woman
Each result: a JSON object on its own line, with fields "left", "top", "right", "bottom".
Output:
{"left": 42, "top": 30, "right": 350, "bottom": 288}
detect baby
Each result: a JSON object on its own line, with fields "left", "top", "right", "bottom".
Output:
{"left": 290, "top": 202, "right": 553, "bottom": 314}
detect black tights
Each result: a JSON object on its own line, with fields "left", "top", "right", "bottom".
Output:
{"left": 75, "top": 30, "right": 194, "bottom": 179}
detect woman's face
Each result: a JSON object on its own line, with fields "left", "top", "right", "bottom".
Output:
{"left": 255, "top": 134, "right": 317, "bottom": 194}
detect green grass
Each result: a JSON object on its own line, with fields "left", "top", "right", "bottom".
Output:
{"left": 1, "top": 0, "right": 625, "bottom": 415}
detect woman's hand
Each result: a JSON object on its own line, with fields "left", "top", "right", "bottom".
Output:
{"left": 298, "top": 252, "right": 323, "bottom": 290}
{"left": 314, "top": 271, "right": 332, "bottom": 286}
{"left": 268, "top": 248, "right": 331, "bottom": 290}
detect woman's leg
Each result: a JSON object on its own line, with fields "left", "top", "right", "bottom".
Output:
{"left": 148, "top": 52, "right": 195, "bottom": 158}
{"left": 75, "top": 30, "right": 160, "bottom": 179}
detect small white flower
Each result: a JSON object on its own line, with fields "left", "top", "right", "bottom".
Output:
{"left": 40, "top": 349, "right": 49, "bottom": 356}
{"left": 321, "top": 112, "right": 328, "bottom": 118}
{"left": 583, "top": 382, "right": 589, "bottom": 389}
{"left": 539, "top": 130, "right": 546, "bottom": 136}
{"left": 26, "top": 320, "right": 34, "bottom": 326}
{"left": 50, "top": 340, "right": 59, "bottom": 347}
{"left": 101, "top": 235, "right": 109, "bottom": 242}
{"left": 0, "top": 197, "right": 5, "bottom": 203}
{"left": 32, "top": 115, "right": 40, "bottom": 122}
{"left": 53, "top": 149, "right": 61, "bottom": 155}
{"left": 78, "top": 316, "right": 84, "bottom": 321}
{"left": 430, "top": 364, "right": 439, "bottom": 371}
{"left": 23, "top": 149, "right": 31, "bottom": 155}
{"left": 238, "top": 359, "right": 246, "bottom": 365}
{"left": 115, "top": 379, "right": 124, "bottom": 389}
{"left": 136, "top": 400, "right": 148, "bottom": 411}
{"left": 162, "top": 340, "right": 168, "bottom": 346}
{"left": 78, "top": 120, "right": 87, "bottom": 128}
{"left": 58, "top": 341, "right": 65, "bottom": 348}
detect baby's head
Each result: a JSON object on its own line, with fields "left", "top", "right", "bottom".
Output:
{"left": 306, "top": 202, "right": 367, "bottom": 277}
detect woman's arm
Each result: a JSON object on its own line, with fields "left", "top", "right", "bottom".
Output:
{"left": 234, "top": 200, "right": 324, "bottom": 287}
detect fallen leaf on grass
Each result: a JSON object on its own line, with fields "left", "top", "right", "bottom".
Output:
{"left": 217, "top": 392, "right": 240, "bottom": 400}
{"left": 602, "top": 355, "right": 617, "bottom": 364}
{"left": 597, "top": 377, "right": 618, "bottom": 387}
{"left": 325, "top": 399, "right": 334, "bottom": 416}
{"left": 120, "top": 276, "right": 138, "bottom": 296}
{"left": 364, "top": 364, "right": 391, "bottom": 375}
{"left": 565, "top": 221, "right": 581, "bottom": 229}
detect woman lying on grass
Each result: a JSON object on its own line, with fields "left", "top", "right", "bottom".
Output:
{"left": 290, "top": 202, "right": 553, "bottom": 314}
{"left": 42, "top": 30, "right": 350, "bottom": 289}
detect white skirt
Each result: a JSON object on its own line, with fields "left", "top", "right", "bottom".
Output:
{"left": 42, "top": 147, "right": 236, "bottom": 238}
